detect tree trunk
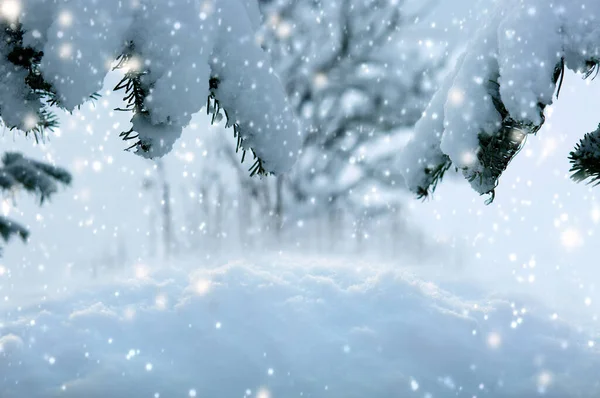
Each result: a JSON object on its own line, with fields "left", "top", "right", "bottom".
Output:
{"left": 214, "top": 183, "right": 224, "bottom": 253}
{"left": 355, "top": 216, "right": 365, "bottom": 254}
{"left": 273, "top": 175, "right": 284, "bottom": 242}
{"left": 157, "top": 161, "right": 174, "bottom": 259}
{"left": 237, "top": 186, "right": 249, "bottom": 249}
{"left": 328, "top": 205, "right": 339, "bottom": 251}
{"left": 147, "top": 208, "right": 157, "bottom": 257}
{"left": 390, "top": 211, "right": 404, "bottom": 258}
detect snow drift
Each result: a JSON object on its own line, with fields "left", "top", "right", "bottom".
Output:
{"left": 1, "top": 257, "right": 599, "bottom": 397}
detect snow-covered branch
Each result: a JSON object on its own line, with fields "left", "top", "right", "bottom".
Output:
{"left": 400, "top": 0, "right": 600, "bottom": 201}
{"left": 0, "top": 0, "right": 301, "bottom": 174}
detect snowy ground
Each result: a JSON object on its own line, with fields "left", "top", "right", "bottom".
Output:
{"left": 1, "top": 254, "right": 599, "bottom": 398}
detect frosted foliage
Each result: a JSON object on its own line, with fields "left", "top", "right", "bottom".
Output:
{"left": 130, "top": 113, "right": 183, "bottom": 160}
{"left": 19, "top": 0, "right": 55, "bottom": 48}
{"left": 5, "top": 0, "right": 300, "bottom": 173}
{"left": 496, "top": 4, "right": 561, "bottom": 124}
{"left": 36, "top": 0, "right": 133, "bottom": 109}
{"left": 401, "top": 0, "right": 600, "bottom": 195}
{"left": 0, "top": 57, "right": 40, "bottom": 130}
{"left": 124, "top": 0, "right": 216, "bottom": 158}
{"left": 440, "top": 20, "right": 502, "bottom": 170}
{"left": 126, "top": 0, "right": 214, "bottom": 127}
{"left": 397, "top": 56, "right": 462, "bottom": 194}
{"left": 211, "top": 0, "right": 301, "bottom": 174}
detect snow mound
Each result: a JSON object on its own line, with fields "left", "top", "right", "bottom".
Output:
{"left": 1, "top": 257, "right": 599, "bottom": 397}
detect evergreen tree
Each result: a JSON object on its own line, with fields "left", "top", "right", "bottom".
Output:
{"left": 0, "top": 151, "right": 71, "bottom": 254}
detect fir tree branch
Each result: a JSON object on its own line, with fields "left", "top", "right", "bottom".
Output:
{"left": 583, "top": 59, "right": 600, "bottom": 80}
{"left": 0, "top": 215, "right": 28, "bottom": 242}
{"left": 0, "top": 21, "right": 97, "bottom": 140}
{"left": 113, "top": 42, "right": 152, "bottom": 154}
{"left": 1, "top": 152, "right": 72, "bottom": 204}
{"left": 1, "top": 21, "right": 58, "bottom": 139}
{"left": 0, "top": 169, "right": 17, "bottom": 190}
{"left": 463, "top": 75, "right": 548, "bottom": 203}
{"left": 569, "top": 124, "right": 600, "bottom": 186}
{"left": 0, "top": 152, "right": 71, "bottom": 255}
{"left": 207, "top": 77, "right": 270, "bottom": 177}
{"left": 415, "top": 157, "right": 453, "bottom": 200}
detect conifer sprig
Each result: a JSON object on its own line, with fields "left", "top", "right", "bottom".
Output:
{"left": 0, "top": 21, "right": 101, "bottom": 141}
{"left": 207, "top": 77, "right": 269, "bottom": 177}
{"left": 113, "top": 43, "right": 151, "bottom": 152}
{"left": 0, "top": 152, "right": 72, "bottom": 254}
{"left": 570, "top": 124, "right": 600, "bottom": 186}
{"left": 1, "top": 21, "right": 58, "bottom": 140}
{"left": 415, "top": 157, "right": 452, "bottom": 200}
{"left": 0, "top": 215, "right": 28, "bottom": 242}
{"left": 1, "top": 152, "right": 72, "bottom": 203}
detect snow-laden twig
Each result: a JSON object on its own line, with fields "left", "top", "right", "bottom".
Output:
{"left": 400, "top": 0, "right": 600, "bottom": 201}
{"left": 1, "top": 0, "right": 301, "bottom": 175}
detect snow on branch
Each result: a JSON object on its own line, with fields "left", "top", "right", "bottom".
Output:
{"left": 399, "top": 0, "right": 600, "bottom": 202}
{"left": 0, "top": 0, "right": 301, "bottom": 175}
{"left": 0, "top": 151, "right": 72, "bottom": 203}
{"left": 0, "top": 151, "right": 71, "bottom": 253}
{"left": 569, "top": 124, "right": 600, "bottom": 186}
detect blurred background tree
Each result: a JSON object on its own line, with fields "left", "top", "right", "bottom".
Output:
{"left": 155, "top": 0, "right": 451, "bottom": 259}
{"left": 240, "top": 0, "right": 441, "bottom": 251}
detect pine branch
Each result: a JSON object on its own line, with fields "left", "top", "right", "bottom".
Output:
{"left": 415, "top": 157, "right": 453, "bottom": 199}
{"left": 464, "top": 75, "right": 548, "bottom": 203}
{"left": 583, "top": 59, "right": 600, "bottom": 80}
{"left": 1, "top": 21, "right": 59, "bottom": 139}
{"left": 0, "top": 152, "right": 71, "bottom": 255}
{"left": 1, "top": 152, "right": 72, "bottom": 204}
{"left": 0, "top": 215, "right": 28, "bottom": 242}
{"left": 0, "top": 20, "right": 98, "bottom": 139}
{"left": 412, "top": 57, "right": 567, "bottom": 201}
{"left": 0, "top": 169, "right": 17, "bottom": 190}
{"left": 471, "top": 123, "right": 529, "bottom": 204}
{"left": 569, "top": 124, "right": 600, "bottom": 185}
{"left": 113, "top": 42, "right": 151, "bottom": 154}
{"left": 22, "top": 158, "right": 71, "bottom": 185}
{"left": 207, "top": 77, "right": 269, "bottom": 177}
{"left": 472, "top": 59, "right": 564, "bottom": 199}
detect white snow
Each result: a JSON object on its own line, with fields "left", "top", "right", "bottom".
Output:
{"left": 397, "top": 55, "right": 463, "bottom": 194}
{"left": 4, "top": 0, "right": 301, "bottom": 173}
{"left": 0, "top": 4, "right": 598, "bottom": 397}
{"left": 400, "top": 0, "right": 600, "bottom": 195}
{"left": 210, "top": 0, "right": 301, "bottom": 174}
{"left": 35, "top": 0, "right": 132, "bottom": 110}
{"left": 1, "top": 256, "right": 599, "bottom": 397}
